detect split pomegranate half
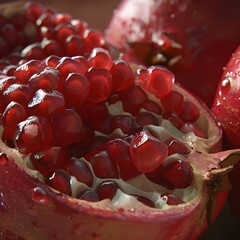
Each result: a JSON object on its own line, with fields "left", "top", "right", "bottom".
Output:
{"left": 0, "top": 1, "right": 239, "bottom": 240}
{"left": 0, "top": 52, "right": 239, "bottom": 239}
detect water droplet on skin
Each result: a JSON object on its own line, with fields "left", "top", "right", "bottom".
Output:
{"left": 220, "top": 77, "right": 232, "bottom": 95}
{"left": 32, "top": 187, "right": 47, "bottom": 205}
{"left": 222, "top": 77, "right": 232, "bottom": 88}
{"left": 0, "top": 153, "right": 8, "bottom": 166}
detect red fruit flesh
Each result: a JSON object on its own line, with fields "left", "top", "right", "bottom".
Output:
{"left": 106, "top": 0, "right": 240, "bottom": 107}
{"left": 212, "top": 46, "right": 240, "bottom": 214}
{"left": 0, "top": 1, "right": 239, "bottom": 240}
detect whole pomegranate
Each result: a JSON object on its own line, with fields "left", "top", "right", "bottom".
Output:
{"left": 106, "top": 0, "right": 240, "bottom": 107}
{"left": 212, "top": 46, "right": 240, "bottom": 215}
{"left": 0, "top": 1, "right": 239, "bottom": 240}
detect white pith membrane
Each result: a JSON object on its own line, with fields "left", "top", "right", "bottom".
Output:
{"left": 0, "top": 78, "right": 223, "bottom": 213}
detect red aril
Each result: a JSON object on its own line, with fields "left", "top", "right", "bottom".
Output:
{"left": 129, "top": 131, "right": 168, "bottom": 173}
{"left": 14, "top": 115, "right": 53, "bottom": 154}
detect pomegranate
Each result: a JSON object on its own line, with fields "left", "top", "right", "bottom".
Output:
{"left": 105, "top": 0, "right": 240, "bottom": 107}
{"left": 0, "top": 51, "right": 239, "bottom": 239}
{"left": 0, "top": 1, "right": 239, "bottom": 240}
{"left": 212, "top": 46, "right": 240, "bottom": 215}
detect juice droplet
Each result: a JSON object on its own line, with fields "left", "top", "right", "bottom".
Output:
{"left": 32, "top": 187, "right": 47, "bottom": 205}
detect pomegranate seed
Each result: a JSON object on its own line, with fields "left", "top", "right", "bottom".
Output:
{"left": 180, "top": 100, "right": 200, "bottom": 122}
{"left": 165, "top": 138, "right": 190, "bottom": 155}
{"left": 2, "top": 65, "right": 17, "bottom": 76}
{"left": 85, "top": 67, "right": 112, "bottom": 103}
{"left": 41, "top": 39, "right": 62, "bottom": 57}
{"left": 161, "top": 91, "right": 184, "bottom": 115}
{"left": 88, "top": 48, "right": 113, "bottom": 69}
{"left": 110, "top": 115, "right": 139, "bottom": 134}
{"left": 83, "top": 29, "right": 106, "bottom": 52}
{"left": 24, "top": 1, "right": 45, "bottom": 23}
{"left": 166, "top": 112, "right": 184, "bottom": 129}
{"left": 142, "top": 66, "right": 174, "bottom": 99}
{"left": 10, "top": 14, "right": 27, "bottom": 30}
{"left": 106, "top": 139, "right": 140, "bottom": 180}
{"left": 140, "top": 100, "right": 162, "bottom": 115}
{"left": 71, "top": 19, "right": 88, "bottom": 36}
{"left": 65, "top": 35, "right": 84, "bottom": 56}
{"left": 1, "top": 24, "right": 18, "bottom": 48}
{"left": 110, "top": 60, "right": 135, "bottom": 92}
{"left": 55, "top": 57, "right": 89, "bottom": 77}
{"left": 97, "top": 181, "right": 118, "bottom": 200}
{"left": 85, "top": 150, "right": 119, "bottom": 179}
{"left": 79, "top": 101, "right": 108, "bottom": 120}
{"left": 78, "top": 190, "right": 99, "bottom": 202}
{"left": 63, "top": 159, "right": 93, "bottom": 187}
{"left": 14, "top": 60, "right": 44, "bottom": 83}
{"left": 44, "top": 55, "right": 61, "bottom": 68}
{"left": 161, "top": 193, "right": 184, "bottom": 205}
{"left": 152, "top": 160, "right": 193, "bottom": 189}
{"left": 63, "top": 73, "right": 90, "bottom": 108}
{"left": 180, "top": 123, "right": 207, "bottom": 138}
{"left": 30, "top": 147, "right": 71, "bottom": 177}
{"left": 3, "top": 84, "right": 33, "bottom": 106}
{"left": 87, "top": 136, "right": 108, "bottom": 152}
{"left": 55, "top": 24, "right": 76, "bottom": 43}
{"left": 120, "top": 85, "right": 147, "bottom": 115}
{"left": 0, "top": 76, "right": 15, "bottom": 96}
{"left": 88, "top": 114, "right": 112, "bottom": 134}
{"left": 2, "top": 101, "right": 27, "bottom": 128}
{"left": 52, "top": 109, "right": 83, "bottom": 146}
{"left": 21, "top": 42, "right": 45, "bottom": 60}
{"left": 28, "top": 89, "right": 66, "bottom": 118}
{"left": 136, "top": 112, "right": 159, "bottom": 126}
{"left": 48, "top": 169, "right": 72, "bottom": 196}
{"left": 14, "top": 116, "right": 53, "bottom": 154}
{"left": 2, "top": 126, "right": 16, "bottom": 142}
{"left": 40, "top": 26, "right": 55, "bottom": 39}
{"left": 54, "top": 13, "right": 72, "bottom": 25}
{"left": 28, "top": 67, "right": 61, "bottom": 90}
{"left": 129, "top": 131, "right": 168, "bottom": 173}
{"left": 36, "top": 12, "right": 55, "bottom": 27}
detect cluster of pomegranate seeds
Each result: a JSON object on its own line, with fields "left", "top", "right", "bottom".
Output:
{"left": 0, "top": 9, "right": 37, "bottom": 58}
{"left": 0, "top": 50, "right": 204, "bottom": 208}
{"left": 0, "top": 1, "right": 205, "bottom": 209}
{"left": 20, "top": 2, "right": 108, "bottom": 61}
{"left": 0, "top": 1, "right": 108, "bottom": 71}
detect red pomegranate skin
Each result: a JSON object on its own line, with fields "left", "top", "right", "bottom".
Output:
{"left": 106, "top": 0, "right": 240, "bottom": 107}
{"left": 212, "top": 46, "right": 240, "bottom": 214}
